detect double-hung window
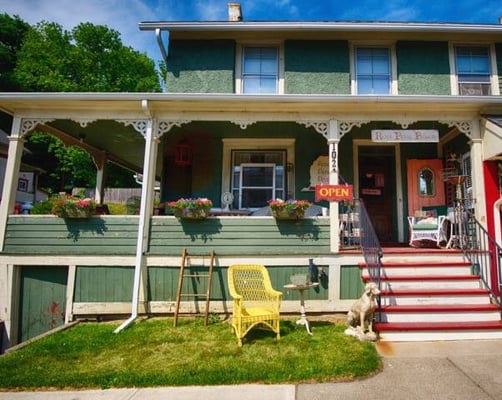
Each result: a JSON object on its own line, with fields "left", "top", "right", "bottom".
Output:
{"left": 455, "top": 46, "right": 491, "bottom": 96}
{"left": 355, "top": 47, "right": 391, "bottom": 94}
{"left": 231, "top": 150, "right": 285, "bottom": 209}
{"left": 241, "top": 46, "right": 279, "bottom": 94}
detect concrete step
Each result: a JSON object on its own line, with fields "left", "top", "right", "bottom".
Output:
{"left": 365, "top": 275, "right": 481, "bottom": 290}
{"left": 375, "top": 320, "right": 502, "bottom": 342}
{"left": 361, "top": 261, "right": 472, "bottom": 277}
{"left": 379, "top": 288, "right": 492, "bottom": 306}
{"left": 378, "top": 304, "right": 501, "bottom": 323}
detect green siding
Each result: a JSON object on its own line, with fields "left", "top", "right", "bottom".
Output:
{"left": 4, "top": 215, "right": 330, "bottom": 256}
{"left": 165, "top": 40, "right": 235, "bottom": 93}
{"left": 339, "top": 265, "right": 364, "bottom": 299}
{"left": 74, "top": 266, "right": 134, "bottom": 302}
{"left": 4, "top": 216, "right": 139, "bottom": 255}
{"left": 148, "top": 218, "right": 330, "bottom": 256}
{"left": 285, "top": 40, "right": 350, "bottom": 94}
{"left": 19, "top": 266, "right": 67, "bottom": 342}
{"left": 397, "top": 41, "right": 451, "bottom": 95}
{"left": 147, "top": 265, "right": 328, "bottom": 303}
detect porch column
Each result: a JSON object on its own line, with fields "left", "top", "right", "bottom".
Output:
{"left": 328, "top": 119, "right": 340, "bottom": 252}
{"left": 93, "top": 152, "right": 107, "bottom": 205}
{"left": 469, "top": 119, "right": 487, "bottom": 225}
{"left": 0, "top": 117, "right": 24, "bottom": 249}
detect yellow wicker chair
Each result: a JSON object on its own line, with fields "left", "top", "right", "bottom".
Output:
{"left": 227, "top": 264, "right": 282, "bottom": 346}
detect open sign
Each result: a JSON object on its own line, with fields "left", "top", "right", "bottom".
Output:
{"left": 315, "top": 185, "right": 353, "bottom": 202}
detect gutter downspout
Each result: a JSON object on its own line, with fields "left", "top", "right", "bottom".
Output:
{"left": 155, "top": 28, "right": 169, "bottom": 65}
{"left": 114, "top": 101, "right": 158, "bottom": 333}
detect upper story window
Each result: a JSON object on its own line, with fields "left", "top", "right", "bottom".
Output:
{"left": 236, "top": 45, "right": 283, "bottom": 94}
{"left": 455, "top": 46, "right": 491, "bottom": 96}
{"left": 355, "top": 47, "right": 391, "bottom": 94}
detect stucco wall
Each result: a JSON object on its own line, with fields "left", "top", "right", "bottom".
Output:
{"left": 165, "top": 40, "right": 235, "bottom": 93}
{"left": 397, "top": 41, "right": 451, "bottom": 95}
{"left": 284, "top": 40, "right": 350, "bottom": 94}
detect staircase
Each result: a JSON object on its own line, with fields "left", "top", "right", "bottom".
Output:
{"left": 361, "top": 249, "right": 502, "bottom": 342}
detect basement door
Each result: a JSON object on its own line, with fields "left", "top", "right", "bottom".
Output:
{"left": 357, "top": 145, "right": 397, "bottom": 243}
{"left": 18, "top": 266, "right": 67, "bottom": 342}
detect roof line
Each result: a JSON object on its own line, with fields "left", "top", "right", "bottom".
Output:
{"left": 138, "top": 20, "right": 502, "bottom": 33}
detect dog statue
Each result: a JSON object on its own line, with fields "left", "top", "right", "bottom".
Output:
{"left": 344, "top": 281, "right": 381, "bottom": 341}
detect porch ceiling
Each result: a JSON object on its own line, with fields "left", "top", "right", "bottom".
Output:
{"left": 1, "top": 92, "right": 502, "bottom": 170}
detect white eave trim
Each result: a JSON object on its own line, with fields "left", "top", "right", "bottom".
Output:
{"left": 138, "top": 20, "right": 502, "bottom": 34}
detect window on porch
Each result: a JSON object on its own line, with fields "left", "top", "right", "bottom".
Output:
{"left": 231, "top": 150, "right": 286, "bottom": 209}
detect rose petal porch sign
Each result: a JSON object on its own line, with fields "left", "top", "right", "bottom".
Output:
{"left": 315, "top": 185, "right": 354, "bottom": 202}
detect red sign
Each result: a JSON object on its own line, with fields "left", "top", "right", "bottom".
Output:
{"left": 315, "top": 185, "right": 353, "bottom": 202}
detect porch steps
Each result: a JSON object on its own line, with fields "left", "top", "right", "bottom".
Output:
{"left": 360, "top": 256, "right": 502, "bottom": 342}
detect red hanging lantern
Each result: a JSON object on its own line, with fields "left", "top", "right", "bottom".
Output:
{"left": 174, "top": 140, "right": 193, "bottom": 167}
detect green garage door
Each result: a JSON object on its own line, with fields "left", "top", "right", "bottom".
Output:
{"left": 19, "top": 266, "right": 68, "bottom": 342}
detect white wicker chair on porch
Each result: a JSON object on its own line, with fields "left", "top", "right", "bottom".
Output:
{"left": 407, "top": 214, "right": 449, "bottom": 248}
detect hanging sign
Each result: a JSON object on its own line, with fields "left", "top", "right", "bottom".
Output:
{"left": 315, "top": 184, "right": 354, "bottom": 202}
{"left": 371, "top": 129, "right": 439, "bottom": 143}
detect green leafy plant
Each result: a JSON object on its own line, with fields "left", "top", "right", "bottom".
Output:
{"left": 268, "top": 198, "right": 311, "bottom": 219}
{"left": 51, "top": 195, "right": 96, "bottom": 218}
{"left": 167, "top": 198, "right": 212, "bottom": 219}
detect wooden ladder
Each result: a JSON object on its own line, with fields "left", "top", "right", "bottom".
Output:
{"left": 173, "top": 248, "right": 215, "bottom": 327}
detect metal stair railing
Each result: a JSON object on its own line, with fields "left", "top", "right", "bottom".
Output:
{"left": 456, "top": 209, "right": 501, "bottom": 307}
{"left": 353, "top": 199, "right": 384, "bottom": 291}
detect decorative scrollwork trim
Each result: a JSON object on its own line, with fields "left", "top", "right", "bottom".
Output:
{"left": 230, "top": 119, "right": 257, "bottom": 129}
{"left": 157, "top": 120, "right": 191, "bottom": 138}
{"left": 20, "top": 118, "right": 55, "bottom": 137}
{"left": 338, "top": 120, "right": 368, "bottom": 136}
{"left": 120, "top": 119, "right": 149, "bottom": 137}
{"left": 440, "top": 120, "right": 473, "bottom": 137}
{"left": 298, "top": 121, "right": 329, "bottom": 139}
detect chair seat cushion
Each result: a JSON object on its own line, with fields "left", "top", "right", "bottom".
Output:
{"left": 412, "top": 223, "right": 439, "bottom": 230}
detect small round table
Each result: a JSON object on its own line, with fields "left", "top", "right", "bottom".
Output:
{"left": 284, "top": 282, "right": 319, "bottom": 335}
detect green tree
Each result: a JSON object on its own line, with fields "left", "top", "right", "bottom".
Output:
{"left": 14, "top": 21, "right": 160, "bottom": 92}
{"left": 8, "top": 18, "right": 161, "bottom": 190}
{"left": 0, "top": 13, "right": 31, "bottom": 91}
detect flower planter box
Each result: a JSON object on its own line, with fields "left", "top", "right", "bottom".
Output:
{"left": 272, "top": 209, "right": 305, "bottom": 220}
{"left": 57, "top": 209, "right": 93, "bottom": 219}
{"left": 173, "top": 209, "right": 209, "bottom": 220}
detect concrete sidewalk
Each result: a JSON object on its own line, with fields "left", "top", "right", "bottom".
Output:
{"left": 2, "top": 340, "right": 502, "bottom": 400}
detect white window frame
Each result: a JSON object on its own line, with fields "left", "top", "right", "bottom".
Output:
{"left": 350, "top": 42, "right": 398, "bottom": 95}
{"left": 222, "top": 138, "right": 295, "bottom": 208}
{"left": 235, "top": 42, "right": 284, "bottom": 94}
{"left": 449, "top": 43, "right": 500, "bottom": 96}
{"left": 238, "top": 163, "right": 277, "bottom": 209}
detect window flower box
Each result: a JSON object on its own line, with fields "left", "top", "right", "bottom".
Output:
{"left": 167, "top": 198, "right": 212, "bottom": 220}
{"left": 268, "top": 199, "right": 311, "bottom": 220}
{"left": 52, "top": 196, "right": 96, "bottom": 219}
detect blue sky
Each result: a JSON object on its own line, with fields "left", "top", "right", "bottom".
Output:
{"left": 3, "top": 0, "right": 502, "bottom": 64}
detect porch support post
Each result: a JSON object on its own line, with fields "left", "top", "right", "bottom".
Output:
{"left": 93, "top": 152, "right": 107, "bottom": 205}
{"left": 328, "top": 119, "right": 340, "bottom": 252}
{"left": 0, "top": 117, "right": 24, "bottom": 249}
{"left": 115, "top": 112, "right": 159, "bottom": 333}
{"left": 469, "top": 119, "right": 487, "bottom": 226}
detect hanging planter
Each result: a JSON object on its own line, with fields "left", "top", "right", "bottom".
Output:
{"left": 167, "top": 198, "right": 212, "bottom": 220}
{"left": 268, "top": 199, "right": 311, "bottom": 220}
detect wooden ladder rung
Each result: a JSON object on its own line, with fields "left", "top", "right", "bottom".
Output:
{"left": 173, "top": 248, "right": 215, "bottom": 327}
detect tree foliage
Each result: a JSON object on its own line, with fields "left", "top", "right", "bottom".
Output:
{"left": 3, "top": 16, "right": 162, "bottom": 190}
{"left": 14, "top": 21, "right": 160, "bottom": 92}
{"left": 0, "top": 13, "right": 31, "bottom": 91}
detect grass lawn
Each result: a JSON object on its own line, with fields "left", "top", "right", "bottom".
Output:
{"left": 0, "top": 317, "right": 381, "bottom": 390}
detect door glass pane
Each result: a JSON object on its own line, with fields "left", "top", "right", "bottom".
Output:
{"left": 418, "top": 168, "right": 435, "bottom": 197}
{"left": 242, "top": 166, "right": 274, "bottom": 186}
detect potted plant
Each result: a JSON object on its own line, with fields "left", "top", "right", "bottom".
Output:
{"left": 167, "top": 198, "right": 213, "bottom": 220}
{"left": 52, "top": 195, "right": 96, "bottom": 218}
{"left": 268, "top": 199, "right": 311, "bottom": 220}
